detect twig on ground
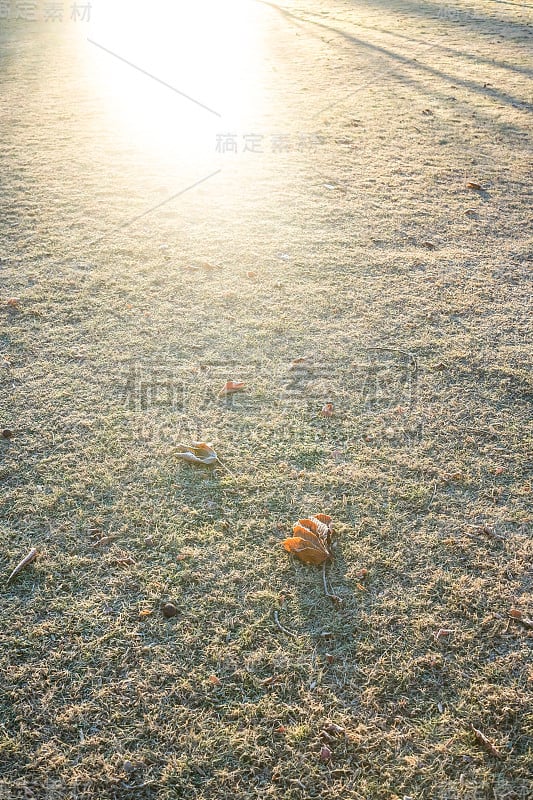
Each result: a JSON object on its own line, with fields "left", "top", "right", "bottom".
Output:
{"left": 322, "top": 561, "right": 343, "bottom": 605}
{"left": 465, "top": 524, "right": 506, "bottom": 542}
{"left": 213, "top": 458, "right": 236, "bottom": 478}
{"left": 273, "top": 609, "right": 300, "bottom": 638}
{"left": 6, "top": 547, "right": 38, "bottom": 585}
{"left": 365, "top": 346, "right": 418, "bottom": 368}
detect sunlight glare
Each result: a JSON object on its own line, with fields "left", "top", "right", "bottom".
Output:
{"left": 85, "top": 0, "right": 265, "bottom": 168}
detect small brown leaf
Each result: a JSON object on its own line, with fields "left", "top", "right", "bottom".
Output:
{"left": 218, "top": 380, "right": 245, "bottom": 397}
{"left": 466, "top": 181, "right": 482, "bottom": 190}
{"left": 289, "top": 357, "right": 311, "bottom": 371}
{"left": 208, "top": 675, "right": 221, "bottom": 686}
{"left": 321, "top": 402, "right": 334, "bottom": 417}
{"left": 6, "top": 298, "right": 20, "bottom": 308}
{"left": 246, "top": 270, "right": 257, "bottom": 278}
{"left": 319, "top": 745, "right": 332, "bottom": 763}
{"left": 139, "top": 609, "right": 153, "bottom": 618}
{"left": 508, "top": 609, "right": 533, "bottom": 629}
{"left": 1, "top": 429, "right": 13, "bottom": 439}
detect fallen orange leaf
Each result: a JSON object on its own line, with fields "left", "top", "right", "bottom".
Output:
{"left": 283, "top": 514, "right": 332, "bottom": 566}
{"left": 321, "top": 402, "right": 334, "bottom": 417}
{"left": 175, "top": 442, "right": 218, "bottom": 466}
{"left": 218, "top": 380, "right": 245, "bottom": 397}
{"left": 208, "top": 675, "right": 221, "bottom": 686}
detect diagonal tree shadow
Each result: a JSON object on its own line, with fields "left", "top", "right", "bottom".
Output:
{"left": 254, "top": 0, "right": 533, "bottom": 117}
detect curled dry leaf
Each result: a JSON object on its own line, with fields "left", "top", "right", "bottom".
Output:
{"left": 218, "top": 380, "right": 245, "bottom": 397}
{"left": 6, "top": 547, "right": 38, "bottom": 585}
{"left": 208, "top": 675, "right": 221, "bottom": 686}
{"left": 175, "top": 442, "right": 218, "bottom": 466}
{"left": 466, "top": 181, "right": 482, "bottom": 190}
{"left": 6, "top": 298, "right": 21, "bottom": 308}
{"left": 321, "top": 402, "right": 334, "bottom": 417}
{"left": 283, "top": 514, "right": 333, "bottom": 566}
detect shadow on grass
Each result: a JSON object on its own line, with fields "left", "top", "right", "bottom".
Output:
{"left": 276, "top": 528, "right": 359, "bottom": 650}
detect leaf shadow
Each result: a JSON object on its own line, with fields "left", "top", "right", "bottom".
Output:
{"left": 278, "top": 530, "right": 360, "bottom": 650}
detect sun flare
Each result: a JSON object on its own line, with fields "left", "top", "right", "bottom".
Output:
{"left": 84, "top": 0, "right": 265, "bottom": 166}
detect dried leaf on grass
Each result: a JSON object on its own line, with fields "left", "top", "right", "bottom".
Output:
{"left": 434, "top": 628, "right": 454, "bottom": 640}
{"left": 321, "top": 402, "right": 334, "bottom": 417}
{"left": 470, "top": 724, "right": 504, "bottom": 759}
{"left": 175, "top": 442, "right": 219, "bottom": 466}
{"left": 175, "top": 442, "right": 235, "bottom": 476}
{"left": 218, "top": 380, "right": 245, "bottom": 397}
{"left": 319, "top": 745, "right": 332, "bottom": 762}
{"left": 283, "top": 514, "right": 333, "bottom": 565}
{"left": 289, "top": 357, "right": 311, "bottom": 371}
{"left": 508, "top": 609, "right": 533, "bottom": 629}
{"left": 6, "top": 547, "right": 38, "bottom": 585}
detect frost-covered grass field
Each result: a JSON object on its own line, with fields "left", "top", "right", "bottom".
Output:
{"left": 0, "top": 1, "right": 531, "bottom": 798}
